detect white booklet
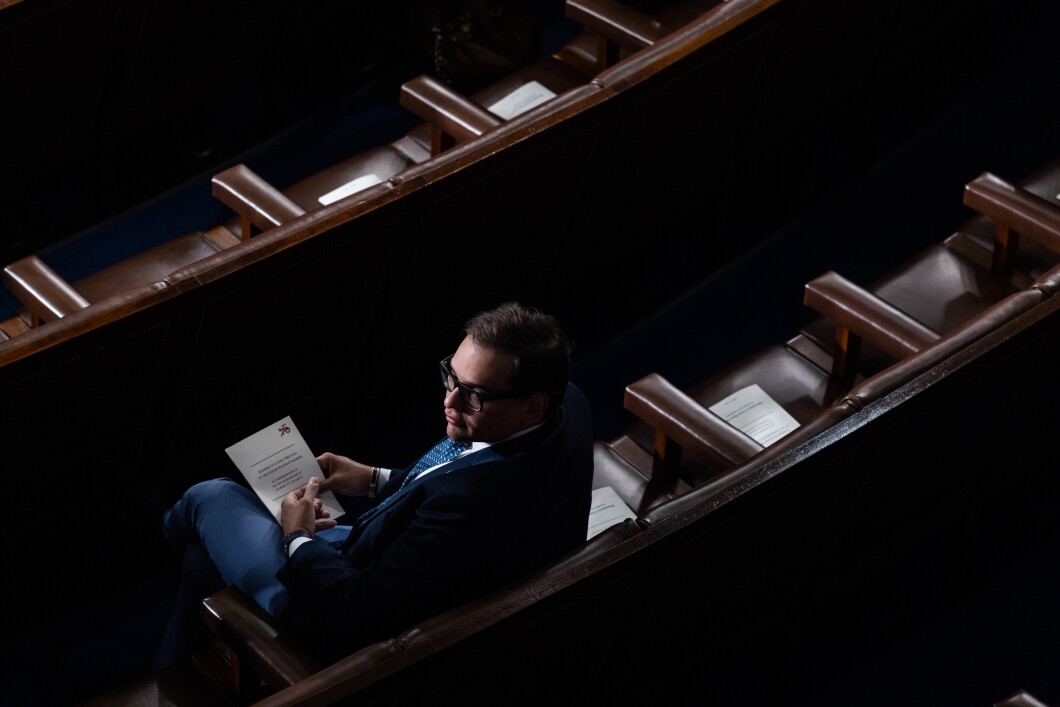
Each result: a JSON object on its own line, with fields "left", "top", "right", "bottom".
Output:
{"left": 587, "top": 486, "right": 637, "bottom": 540}
{"left": 708, "top": 383, "right": 800, "bottom": 447}
{"left": 487, "top": 80, "right": 557, "bottom": 120}
{"left": 225, "top": 415, "right": 345, "bottom": 522}
{"left": 318, "top": 173, "right": 383, "bottom": 205}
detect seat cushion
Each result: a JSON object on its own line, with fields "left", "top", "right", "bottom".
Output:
{"left": 73, "top": 229, "right": 238, "bottom": 303}
{"left": 593, "top": 437, "right": 692, "bottom": 515}
{"left": 801, "top": 243, "right": 1019, "bottom": 377}
{"left": 469, "top": 56, "right": 591, "bottom": 118}
{"left": 282, "top": 145, "right": 419, "bottom": 209}
{"left": 622, "top": 343, "right": 841, "bottom": 483}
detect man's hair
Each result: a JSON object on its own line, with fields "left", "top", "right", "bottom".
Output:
{"left": 464, "top": 302, "right": 573, "bottom": 414}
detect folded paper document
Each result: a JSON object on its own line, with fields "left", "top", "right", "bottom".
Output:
{"left": 587, "top": 486, "right": 637, "bottom": 540}
{"left": 225, "top": 415, "right": 345, "bottom": 522}
{"left": 709, "top": 383, "right": 800, "bottom": 447}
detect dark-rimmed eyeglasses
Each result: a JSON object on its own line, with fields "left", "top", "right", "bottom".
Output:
{"left": 440, "top": 354, "right": 526, "bottom": 412}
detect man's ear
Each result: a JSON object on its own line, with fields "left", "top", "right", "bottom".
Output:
{"left": 525, "top": 392, "right": 549, "bottom": 422}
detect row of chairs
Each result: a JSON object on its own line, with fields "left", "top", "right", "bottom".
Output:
{"left": 607, "top": 160, "right": 1060, "bottom": 495}
{"left": 198, "top": 0, "right": 704, "bottom": 235}
{"left": 171, "top": 160, "right": 1060, "bottom": 705}
{"left": 0, "top": 0, "right": 704, "bottom": 341}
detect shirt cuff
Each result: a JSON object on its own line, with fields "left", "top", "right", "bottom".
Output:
{"left": 288, "top": 535, "right": 313, "bottom": 556}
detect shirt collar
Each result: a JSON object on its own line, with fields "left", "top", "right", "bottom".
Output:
{"left": 468, "top": 422, "right": 544, "bottom": 453}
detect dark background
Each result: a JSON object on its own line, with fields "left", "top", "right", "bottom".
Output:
{"left": 1, "top": 1, "right": 1059, "bottom": 704}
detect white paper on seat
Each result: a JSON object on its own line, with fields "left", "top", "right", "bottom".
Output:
{"left": 487, "top": 81, "right": 557, "bottom": 120}
{"left": 318, "top": 174, "right": 384, "bottom": 205}
{"left": 708, "top": 384, "right": 800, "bottom": 447}
{"left": 225, "top": 415, "right": 345, "bottom": 522}
{"left": 587, "top": 486, "right": 637, "bottom": 540}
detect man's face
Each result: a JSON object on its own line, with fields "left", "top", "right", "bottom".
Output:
{"left": 443, "top": 336, "right": 532, "bottom": 443}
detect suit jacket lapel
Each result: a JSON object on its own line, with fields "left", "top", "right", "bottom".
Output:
{"left": 342, "top": 418, "right": 561, "bottom": 550}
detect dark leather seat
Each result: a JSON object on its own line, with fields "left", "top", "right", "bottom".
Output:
{"left": 558, "top": 0, "right": 679, "bottom": 75}
{"left": 2, "top": 226, "right": 239, "bottom": 327}
{"left": 947, "top": 156, "right": 1060, "bottom": 284}
{"left": 208, "top": 0, "right": 672, "bottom": 232}
{"left": 620, "top": 261, "right": 1060, "bottom": 487}
{"left": 559, "top": 0, "right": 727, "bottom": 78}
{"left": 396, "top": 0, "right": 687, "bottom": 143}
{"left": 616, "top": 267, "right": 910, "bottom": 486}
{"left": 593, "top": 435, "right": 693, "bottom": 516}
{"left": 208, "top": 79, "right": 503, "bottom": 235}
{"left": 635, "top": 261, "right": 1060, "bottom": 528}
{"left": 800, "top": 169, "right": 1060, "bottom": 379}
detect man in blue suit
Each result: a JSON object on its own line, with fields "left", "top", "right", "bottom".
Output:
{"left": 156, "top": 302, "right": 594, "bottom": 667}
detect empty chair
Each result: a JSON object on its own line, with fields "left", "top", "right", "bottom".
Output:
{"left": 209, "top": 0, "right": 698, "bottom": 236}
{"left": 620, "top": 262, "right": 1060, "bottom": 487}
{"left": 592, "top": 433, "right": 693, "bottom": 517}
{"left": 2, "top": 226, "right": 240, "bottom": 327}
{"left": 957, "top": 167, "right": 1060, "bottom": 283}
{"left": 209, "top": 164, "right": 311, "bottom": 240}
{"left": 558, "top": 0, "right": 729, "bottom": 77}
{"left": 392, "top": 64, "right": 581, "bottom": 154}
{"left": 398, "top": 0, "right": 687, "bottom": 139}
{"left": 450, "top": 48, "right": 589, "bottom": 124}
{"left": 613, "top": 271, "right": 879, "bottom": 486}
{"left": 209, "top": 76, "right": 511, "bottom": 234}
{"left": 210, "top": 125, "right": 436, "bottom": 239}
{"left": 946, "top": 156, "right": 1060, "bottom": 284}
{"left": 397, "top": 74, "right": 505, "bottom": 155}
{"left": 634, "top": 263, "right": 1060, "bottom": 527}
{"left": 439, "top": 0, "right": 671, "bottom": 121}
{"left": 882, "top": 169, "right": 1060, "bottom": 329}
{"left": 800, "top": 169, "right": 1060, "bottom": 379}
{"left": 209, "top": 0, "right": 666, "bottom": 231}
{"left": 558, "top": 0, "right": 678, "bottom": 75}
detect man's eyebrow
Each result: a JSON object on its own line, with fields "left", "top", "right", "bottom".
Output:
{"left": 450, "top": 363, "right": 495, "bottom": 394}
{"left": 463, "top": 378, "right": 498, "bottom": 394}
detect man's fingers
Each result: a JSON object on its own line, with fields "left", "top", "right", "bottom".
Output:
{"left": 314, "top": 518, "right": 338, "bottom": 532}
{"left": 303, "top": 476, "right": 320, "bottom": 502}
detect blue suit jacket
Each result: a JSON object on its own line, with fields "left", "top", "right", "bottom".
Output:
{"left": 277, "top": 382, "right": 594, "bottom": 663}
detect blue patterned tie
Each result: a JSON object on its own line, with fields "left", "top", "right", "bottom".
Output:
{"left": 353, "top": 437, "right": 471, "bottom": 527}
{"left": 407, "top": 436, "right": 472, "bottom": 478}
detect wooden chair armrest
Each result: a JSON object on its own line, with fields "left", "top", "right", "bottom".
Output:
{"left": 566, "top": 0, "right": 673, "bottom": 53}
{"left": 624, "top": 371, "right": 764, "bottom": 482}
{"left": 399, "top": 74, "right": 503, "bottom": 155}
{"left": 964, "top": 171, "right": 1060, "bottom": 274}
{"left": 803, "top": 270, "right": 940, "bottom": 382}
{"left": 211, "top": 164, "right": 307, "bottom": 240}
{"left": 200, "top": 586, "right": 322, "bottom": 695}
{"left": 3, "top": 255, "right": 90, "bottom": 325}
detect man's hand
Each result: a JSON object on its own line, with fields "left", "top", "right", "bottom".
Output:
{"left": 315, "top": 452, "right": 373, "bottom": 496}
{"left": 280, "top": 476, "right": 338, "bottom": 536}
